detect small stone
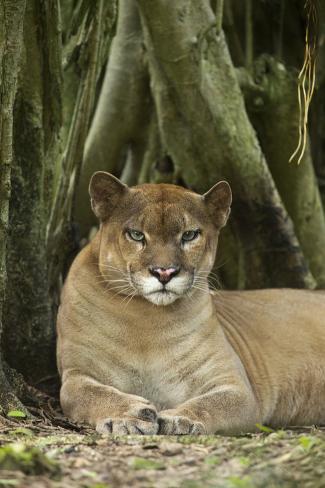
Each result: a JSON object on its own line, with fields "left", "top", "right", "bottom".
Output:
{"left": 160, "top": 442, "right": 183, "bottom": 456}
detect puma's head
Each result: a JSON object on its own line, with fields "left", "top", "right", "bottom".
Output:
{"left": 89, "top": 172, "right": 231, "bottom": 306}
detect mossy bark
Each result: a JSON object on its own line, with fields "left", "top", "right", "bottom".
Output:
{"left": 137, "top": 0, "right": 315, "bottom": 289}
{"left": 239, "top": 55, "right": 325, "bottom": 287}
{"left": 0, "top": 0, "right": 28, "bottom": 413}
{"left": 2, "top": 0, "right": 62, "bottom": 383}
{"left": 0, "top": 0, "right": 117, "bottom": 396}
{"left": 47, "top": 0, "right": 115, "bottom": 293}
{"left": 310, "top": 2, "right": 325, "bottom": 213}
{"left": 76, "top": 0, "right": 151, "bottom": 235}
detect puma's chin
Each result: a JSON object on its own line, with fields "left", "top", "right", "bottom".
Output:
{"left": 144, "top": 290, "right": 180, "bottom": 306}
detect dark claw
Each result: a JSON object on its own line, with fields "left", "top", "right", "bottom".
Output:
{"left": 157, "top": 417, "right": 167, "bottom": 434}
{"left": 138, "top": 407, "right": 157, "bottom": 422}
{"left": 104, "top": 420, "right": 113, "bottom": 433}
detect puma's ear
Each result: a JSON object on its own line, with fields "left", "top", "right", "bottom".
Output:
{"left": 203, "top": 181, "right": 232, "bottom": 228}
{"left": 89, "top": 171, "right": 128, "bottom": 221}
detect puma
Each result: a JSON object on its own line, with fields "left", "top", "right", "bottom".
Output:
{"left": 57, "top": 171, "right": 325, "bottom": 435}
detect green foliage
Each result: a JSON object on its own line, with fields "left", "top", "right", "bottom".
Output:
{"left": 10, "top": 428, "right": 33, "bottom": 437}
{"left": 6, "top": 411, "right": 26, "bottom": 419}
{"left": 255, "top": 423, "right": 274, "bottom": 433}
{"left": 86, "top": 484, "right": 111, "bottom": 488}
{"left": 298, "top": 435, "right": 317, "bottom": 452}
{"left": 0, "top": 443, "right": 60, "bottom": 478}
{"left": 132, "top": 457, "right": 165, "bottom": 470}
{"left": 238, "top": 456, "right": 251, "bottom": 466}
{"left": 228, "top": 476, "right": 254, "bottom": 487}
{"left": 204, "top": 455, "right": 221, "bottom": 465}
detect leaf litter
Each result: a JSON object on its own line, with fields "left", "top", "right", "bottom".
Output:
{"left": 0, "top": 405, "right": 325, "bottom": 487}
{"left": 0, "top": 419, "right": 325, "bottom": 488}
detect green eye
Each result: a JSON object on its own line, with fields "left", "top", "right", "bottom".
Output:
{"left": 127, "top": 229, "right": 145, "bottom": 242}
{"left": 182, "top": 230, "right": 200, "bottom": 242}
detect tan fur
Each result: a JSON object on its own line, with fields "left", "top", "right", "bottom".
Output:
{"left": 57, "top": 172, "right": 325, "bottom": 435}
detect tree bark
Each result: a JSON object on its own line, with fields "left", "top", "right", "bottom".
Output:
{"left": 0, "top": 0, "right": 117, "bottom": 400}
{"left": 47, "top": 0, "right": 112, "bottom": 294}
{"left": 76, "top": 0, "right": 151, "bottom": 235}
{"left": 0, "top": 0, "right": 27, "bottom": 412}
{"left": 239, "top": 55, "right": 325, "bottom": 287}
{"left": 138, "top": 110, "right": 162, "bottom": 184}
{"left": 2, "top": 0, "right": 62, "bottom": 382}
{"left": 137, "top": 0, "right": 315, "bottom": 289}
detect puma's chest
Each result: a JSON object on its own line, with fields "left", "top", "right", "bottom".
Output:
{"left": 88, "top": 310, "right": 220, "bottom": 409}
{"left": 128, "top": 356, "right": 189, "bottom": 410}
{"left": 101, "top": 330, "right": 220, "bottom": 410}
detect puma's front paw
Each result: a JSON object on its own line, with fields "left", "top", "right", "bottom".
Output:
{"left": 158, "top": 411, "right": 206, "bottom": 435}
{"left": 96, "top": 404, "right": 159, "bottom": 435}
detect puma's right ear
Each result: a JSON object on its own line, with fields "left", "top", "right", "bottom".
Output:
{"left": 89, "top": 171, "right": 128, "bottom": 221}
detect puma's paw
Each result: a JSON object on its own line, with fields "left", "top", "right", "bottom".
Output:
{"left": 96, "top": 405, "right": 159, "bottom": 435}
{"left": 158, "top": 412, "right": 206, "bottom": 435}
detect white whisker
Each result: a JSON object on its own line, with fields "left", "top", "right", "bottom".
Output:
{"left": 124, "top": 291, "right": 137, "bottom": 308}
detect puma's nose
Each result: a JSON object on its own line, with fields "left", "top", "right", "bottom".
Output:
{"left": 149, "top": 266, "right": 180, "bottom": 284}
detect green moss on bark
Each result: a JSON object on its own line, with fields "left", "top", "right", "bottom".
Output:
{"left": 2, "top": 0, "right": 61, "bottom": 382}
{"left": 240, "top": 55, "right": 325, "bottom": 287}
{"left": 0, "top": 0, "right": 28, "bottom": 413}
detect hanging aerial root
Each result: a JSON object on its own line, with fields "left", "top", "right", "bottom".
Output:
{"left": 289, "top": 0, "right": 318, "bottom": 164}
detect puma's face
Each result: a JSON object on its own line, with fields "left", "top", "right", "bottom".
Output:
{"left": 89, "top": 172, "right": 232, "bottom": 306}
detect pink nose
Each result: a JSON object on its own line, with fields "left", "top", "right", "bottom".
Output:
{"left": 149, "top": 266, "right": 180, "bottom": 284}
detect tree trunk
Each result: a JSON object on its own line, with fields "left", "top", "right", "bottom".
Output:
{"left": 76, "top": 0, "right": 151, "bottom": 235}
{"left": 2, "top": 0, "right": 62, "bottom": 382}
{"left": 47, "top": 0, "right": 114, "bottom": 294}
{"left": 137, "top": 0, "right": 315, "bottom": 289}
{"left": 0, "top": 0, "right": 27, "bottom": 412}
{"left": 239, "top": 55, "right": 325, "bottom": 287}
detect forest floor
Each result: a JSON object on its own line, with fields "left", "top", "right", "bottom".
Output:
{"left": 1, "top": 408, "right": 325, "bottom": 488}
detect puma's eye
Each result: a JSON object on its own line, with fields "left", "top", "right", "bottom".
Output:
{"left": 182, "top": 230, "right": 200, "bottom": 242}
{"left": 127, "top": 229, "right": 145, "bottom": 242}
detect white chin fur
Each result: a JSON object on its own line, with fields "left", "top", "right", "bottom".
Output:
{"left": 144, "top": 291, "right": 180, "bottom": 306}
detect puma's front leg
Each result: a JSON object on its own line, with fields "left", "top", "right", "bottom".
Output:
{"left": 61, "top": 373, "right": 159, "bottom": 435}
{"left": 158, "top": 385, "right": 260, "bottom": 435}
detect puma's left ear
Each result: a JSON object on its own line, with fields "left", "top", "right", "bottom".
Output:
{"left": 203, "top": 181, "right": 232, "bottom": 228}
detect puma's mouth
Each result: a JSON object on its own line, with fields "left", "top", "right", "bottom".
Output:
{"left": 144, "top": 289, "right": 180, "bottom": 306}
{"left": 130, "top": 271, "right": 194, "bottom": 306}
